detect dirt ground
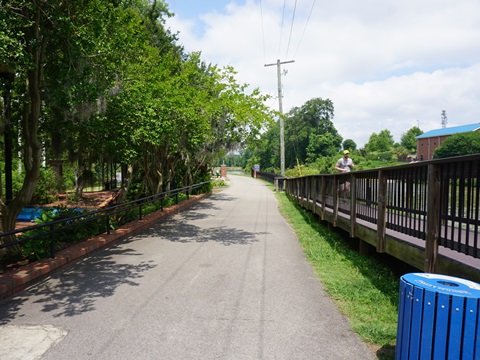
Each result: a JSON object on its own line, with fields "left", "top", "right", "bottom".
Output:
{"left": 0, "top": 190, "right": 120, "bottom": 273}
{"left": 15, "top": 190, "right": 117, "bottom": 229}
{"left": 47, "top": 190, "right": 116, "bottom": 209}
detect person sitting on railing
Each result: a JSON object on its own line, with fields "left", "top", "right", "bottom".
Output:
{"left": 334, "top": 150, "right": 354, "bottom": 202}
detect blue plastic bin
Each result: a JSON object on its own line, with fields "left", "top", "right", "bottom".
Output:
{"left": 396, "top": 273, "right": 480, "bottom": 360}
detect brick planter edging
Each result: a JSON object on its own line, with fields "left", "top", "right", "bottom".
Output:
{"left": 0, "top": 193, "right": 210, "bottom": 301}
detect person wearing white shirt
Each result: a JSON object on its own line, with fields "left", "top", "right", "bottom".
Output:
{"left": 334, "top": 150, "right": 354, "bottom": 201}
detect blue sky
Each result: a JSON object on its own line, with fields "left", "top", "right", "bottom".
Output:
{"left": 167, "top": 0, "right": 229, "bottom": 20}
{"left": 166, "top": 0, "right": 232, "bottom": 36}
{"left": 165, "top": 0, "right": 480, "bottom": 147}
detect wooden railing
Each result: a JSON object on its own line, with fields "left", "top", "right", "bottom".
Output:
{"left": 284, "top": 154, "right": 480, "bottom": 281}
{"left": 254, "top": 170, "right": 286, "bottom": 192}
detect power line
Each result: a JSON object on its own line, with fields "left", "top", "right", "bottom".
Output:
{"left": 278, "top": 0, "right": 287, "bottom": 58}
{"left": 292, "top": 0, "right": 316, "bottom": 59}
{"left": 261, "top": 1, "right": 316, "bottom": 63}
{"left": 259, "top": 0, "right": 267, "bottom": 65}
{"left": 285, "top": 0, "right": 298, "bottom": 59}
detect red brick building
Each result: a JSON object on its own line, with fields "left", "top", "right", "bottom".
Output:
{"left": 416, "top": 123, "right": 480, "bottom": 161}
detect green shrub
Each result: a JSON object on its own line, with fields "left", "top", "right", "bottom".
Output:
{"left": 19, "top": 207, "right": 105, "bottom": 260}
{"left": 19, "top": 234, "right": 53, "bottom": 261}
{"left": 31, "top": 167, "right": 61, "bottom": 205}
{"left": 212, "top": 179, "right": 227, "bottom": 187}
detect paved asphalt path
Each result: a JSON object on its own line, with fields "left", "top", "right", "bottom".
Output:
{"left": 0, "top": 176, "right": 375, "bottom": 360}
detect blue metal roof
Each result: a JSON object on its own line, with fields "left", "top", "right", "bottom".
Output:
{"left": 416, "top": 123, "right": 480, "bottom": 139}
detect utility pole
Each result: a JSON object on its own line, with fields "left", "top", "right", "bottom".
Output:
{"left": 265, "top": 59, "right": 294, "bottom": 176}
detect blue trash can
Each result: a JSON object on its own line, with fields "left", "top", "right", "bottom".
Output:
{"left": 396, "top": 273, "right": 480, "bottom": 360}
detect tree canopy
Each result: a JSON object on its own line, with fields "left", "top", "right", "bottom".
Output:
{"left": 284, "top": 98, "right": 340, "bottom": 167}
{"left": 342, "top": 139, "right": 357, "bottom": 152}
{"left": 0, "top": 0, "right": 273, "bottom": 235}
{"left": 434, "top": 131, "right": 480, "bottom": 159}
{"left": 365, "top": 129, "right": 395, "bottom": 153}
{"left": 400, "top": 126, "right": 423, "bottom": 153}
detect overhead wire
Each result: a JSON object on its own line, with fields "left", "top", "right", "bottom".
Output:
{"left": 259, "top": 0, "right": 266, "bottom": 65}
{"left": 285, "top": 0, "right": 298, "bottom": 60}
{"left": 262, "top": 0, "right": 317, "bottom": 104}
{"left": 259, "top": 0, "right": 278, "bottom": 100}
{"left": 278, "top": 0, "right": 287, "bottom": 58}
{"left": 292, "top": 0, "right": 316, "bottom": 60}
{"left": 261, "top": 0, "right": 317, "bottom": 62}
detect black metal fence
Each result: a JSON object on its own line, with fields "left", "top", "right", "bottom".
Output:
{"left": 0, "top": 181, "right": 211, "bottom": 261}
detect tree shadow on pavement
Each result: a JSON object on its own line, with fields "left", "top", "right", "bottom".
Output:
{"left": 179, "top": 194, "right": 238, "bottom": 221}
{"left": 209, "top": 193, "right": 238, "bottom": 202}
{"left": 0, "top": 191, "right": 245, "bottom": 322}
{"left": 0, "top": 297, "right": 29, "bottom": 325}
{"left": 138, "top": 192, "right": 265, "bottom": 246}
{"left": 0, "top": 243, "right": 157, "bottom": 321}
{"left": 140, "top": 220, "right": 263, "bottom": 246}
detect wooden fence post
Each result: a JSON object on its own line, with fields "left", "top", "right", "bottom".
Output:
{"left": 425, "top": 163, "right": 440, "bottom": 273}
{"left": 377, "top": 170, "right": 387, "bottom": 253}
{"left": 350, "top": 173, "right": 357, "bottom": 238}
{"left": 301, "top": 178, "right": 305, "bottom": 206}
{"left": 333, "top": 176, "right": 339, "bottom": 226}
{"left": 307, "top": 177, "right": 312, "bottom": 210}
{"left": 321, "top": 176, "right": 326, "bottom": 221}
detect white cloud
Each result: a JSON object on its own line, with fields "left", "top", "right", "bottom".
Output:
{"left": 166, "top": 0, "right": 480, "bottom": 147}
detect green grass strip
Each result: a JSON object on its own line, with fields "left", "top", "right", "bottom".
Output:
{"left": 276, "top": 191, "right": 398, "bottom": 359}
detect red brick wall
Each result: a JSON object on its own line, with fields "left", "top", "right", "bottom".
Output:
{"left": 417, "top": 135, "right": 448, "bottom": 160}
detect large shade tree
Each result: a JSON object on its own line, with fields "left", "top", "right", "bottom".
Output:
{"left": 342, "top": 139, "right": 357, "bottom": 152}
{"left": 365, "top": 129, "right": 395, "bottom": 153}
{"left": 0, "top": 0, "right": 273, "bottom": 242}
{"left": 434, "top": 132, "right": 480, "bottom": 159}
{"left": 248, "top": 97, "right": 340, "bottom": 172}
{"left": 284, "top": 98, "right": 339, "bottom": 168}
{"left": 253, "top": 120, "right": 280, "bottom": 172}
{"left": 1, "top": 0, "right": 157, "bottom": 233}
{"left": 400, "top": 126, "right": 423, "bottom": 153}
{"left": 103, "top": 50, "right": 273, "bottom": 197}
{"left": 41, "top": 0, "right": 153, "bottom": 198}
{"left": 1, "top": 0, "right": 65, "bottom": 234}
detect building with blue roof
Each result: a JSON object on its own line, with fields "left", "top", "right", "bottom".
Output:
{"left": 416, "top": 123, "right": 480, "bottom": 160}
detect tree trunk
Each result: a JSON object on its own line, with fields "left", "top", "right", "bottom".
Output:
{"left": 74, "top": 164, "right": 85, "bottom": 199}
{"left": 0, "top": 6, "right": 43, "bottom": 241}
{"left": 118, "top": 164, "right": 133, "bottom": 203}
{"left": 75, "top": 182, "right": 85, "bottom": 199}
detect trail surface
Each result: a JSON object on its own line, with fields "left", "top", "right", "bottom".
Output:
{"left": 0, "top": 176, "right": 374, "bottom": 360}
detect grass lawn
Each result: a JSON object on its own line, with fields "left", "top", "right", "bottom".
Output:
{"left": 275, "top": 190, "right": 400, "bottom": 360}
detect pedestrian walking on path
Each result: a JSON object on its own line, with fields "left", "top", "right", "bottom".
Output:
{"left": 0, "top": 176, "right": 374, "bottom": 360}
